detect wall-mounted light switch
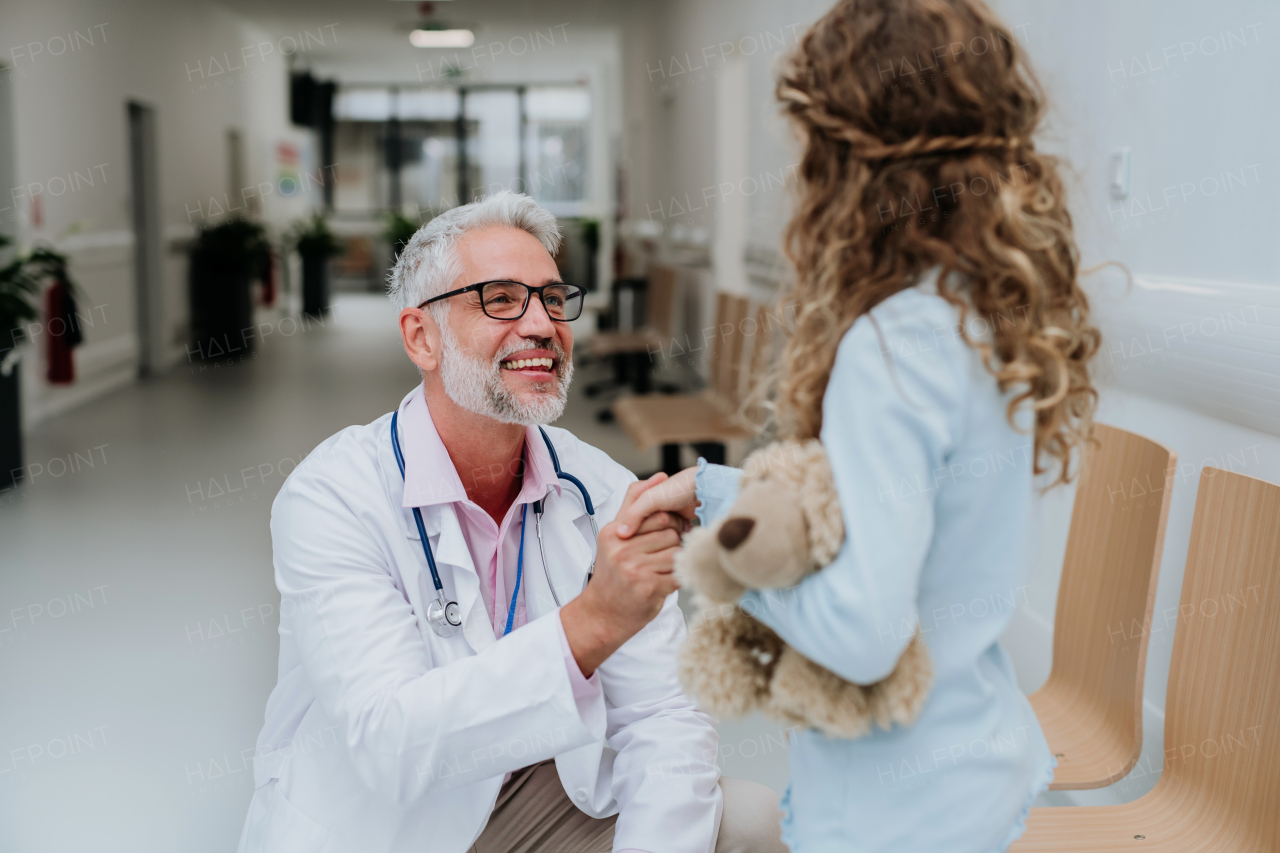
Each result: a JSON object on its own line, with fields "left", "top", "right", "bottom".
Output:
{"left": 1109, "top": 147, "right": 1131, "bottom": 199}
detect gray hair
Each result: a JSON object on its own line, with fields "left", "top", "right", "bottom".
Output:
{"left": 387, "top": 191, "right": 562, "bottom": 312}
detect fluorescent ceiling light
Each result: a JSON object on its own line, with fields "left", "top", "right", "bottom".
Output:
{"left": 410, "top": 29, "right": 474, "bottom": 48}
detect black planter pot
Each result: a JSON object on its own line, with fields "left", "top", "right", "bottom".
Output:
{"left": 301, "top": 250, "right": 330, "bottom": 318}
{"left": 188, "top": 246, "right": 254, "bottom": 361}
{"left": 0, "top": 357, "right": 22, "bottom": 491}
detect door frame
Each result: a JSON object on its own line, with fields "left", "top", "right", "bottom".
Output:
{"left": 127, "top": 100, "right": 163, "bottom": 376}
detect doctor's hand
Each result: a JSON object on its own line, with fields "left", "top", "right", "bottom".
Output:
{"left": 561, "top": 474, "right": 689, "bottom": 676}
{"left": 613, "top": 466, "right": 699, "bottom": 539}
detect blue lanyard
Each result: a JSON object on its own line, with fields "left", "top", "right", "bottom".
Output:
{"left": 503, "top": 503, "right": 527, "bottom": 637}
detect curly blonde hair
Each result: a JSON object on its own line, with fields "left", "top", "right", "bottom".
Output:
{"left": 774, "top": 0, "right": 1100, "bottom": 486}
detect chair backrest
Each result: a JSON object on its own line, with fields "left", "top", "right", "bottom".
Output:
{"left": 734, "top": 303, "right": 778, "bottom": 426}
{"left": 709, "top": 293, "right": 750, "bottom": 403}
{"left": 1047, "top": 424, "right": 1175, "bottom": 772}
{"left": 1158, "top": 468, "right": 1280, "bottom": 842}
{"left": 645, "top": 265, "right": 678, "bottom": 338}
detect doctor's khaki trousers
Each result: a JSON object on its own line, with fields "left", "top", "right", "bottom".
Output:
{"left": 469, "top": 760, "right": 787, "bottom": 853}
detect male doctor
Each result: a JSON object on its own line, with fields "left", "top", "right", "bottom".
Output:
{"left": 238, "top": 192, "right": 785, "bottom": 853}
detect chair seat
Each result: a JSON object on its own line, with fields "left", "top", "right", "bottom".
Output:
{"left": 1016, "top": 469, "right": 1280, "bottom": 853}
{"left": 1013, "top": 785, "right": 1264, "bottom": 852}
{"left": 1030, "top": 678, "right": 1137, "bottom": 789}
{"left": 587, "top": 328, "right": 664, "bottom": 358}
{"left": 612, "top": 393, "right": 754, "bottom": 451}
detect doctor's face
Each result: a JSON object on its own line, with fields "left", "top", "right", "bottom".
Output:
{"left": 433, "top": 226, "right": 575, "bottom": 425}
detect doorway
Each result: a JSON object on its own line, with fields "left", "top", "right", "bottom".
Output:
{"left": 127, "top": 101, "right": 162, "bottom": 377}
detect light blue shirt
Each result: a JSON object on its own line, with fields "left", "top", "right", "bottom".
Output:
{"left": 697, "top": 280, "right": 1055, "bottom": 852}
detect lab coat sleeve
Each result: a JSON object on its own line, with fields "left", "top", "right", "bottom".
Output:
{"left": 600, "top": 595, "right": 721, "bottom": 853}
{"left": 589, "top": 474, "right": 722, "bottom": 853}
{"left": 271, "top": 464, "right": 605, "bottom": 807}
{"left": 741, "top": 292, "right": 969, "bottom": 685}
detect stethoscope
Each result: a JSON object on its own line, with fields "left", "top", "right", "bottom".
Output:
{"left": 390, "top": 411, "right": 598, "bottom": 638}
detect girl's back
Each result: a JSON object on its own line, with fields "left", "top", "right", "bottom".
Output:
{"left": 712, "top": 0, "right": 1103, "bottom": 847}
{"left": 750, "top": 279, "right": 1052, "bottom": 850}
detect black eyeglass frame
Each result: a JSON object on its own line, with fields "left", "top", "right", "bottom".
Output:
{"left": 419, "top": 280, "right": 585, "bottom": 322}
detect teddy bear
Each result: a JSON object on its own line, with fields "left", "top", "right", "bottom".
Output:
{"left": 675, "top": 439, "right": 934, "bottom": 739}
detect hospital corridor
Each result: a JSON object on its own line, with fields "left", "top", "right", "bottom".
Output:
{"left": 1, "top": 293, "right": 794, "bottom": 847}
{"left": 2, "top": 0, "right": 1279, "bottom": 852}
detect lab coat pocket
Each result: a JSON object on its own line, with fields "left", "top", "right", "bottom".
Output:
{"left": 243, "top": 779, "right": 330, "bottom": 853}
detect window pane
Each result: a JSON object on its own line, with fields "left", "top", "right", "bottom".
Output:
{"left": 524, "top": 87, "right": 590, "bottom": 204}
{"left": 398, "top": 89, "right": 460, "bottom": 120}
{"left": 465, "top": 89, "right": 520, "bottom": 200}
{"left": 402, "top": 124, "right": 460, "bottom": 213}
{"left": 333, "top": 122, "right": 385, "bottom": 212}
{"left": 525, "top": 88, "right": 591, "bottom": 122}
{"left": 334, "top": 88, "right": 393, "bottom": 121}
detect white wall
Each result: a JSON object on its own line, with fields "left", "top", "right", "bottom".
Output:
{"left": 0, "top": 0, "right": 316, "bottom": 427}
{"left": 623, "top": 0, "right": 1280, "bottom": 809}
{"left": 987, "top": 0, "right": 1280, "bottom": 807}
{"left": 632, "top": 0, "right": 828, "bottom": 255}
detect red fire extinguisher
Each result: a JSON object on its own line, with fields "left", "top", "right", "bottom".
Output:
{"left": 45, "top": 278, "right": 83, "bottom": 384}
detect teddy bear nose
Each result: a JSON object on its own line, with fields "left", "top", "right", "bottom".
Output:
{"left": 718, "top": 517, "right": 756, "bottom": 550}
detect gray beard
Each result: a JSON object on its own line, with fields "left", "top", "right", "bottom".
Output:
{"left": 437, "top": 322, "right": 573, "bottom": 426}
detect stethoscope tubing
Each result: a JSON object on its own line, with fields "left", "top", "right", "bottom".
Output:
{"left": 390, "top": 411, "right": 446, "bottom": 593}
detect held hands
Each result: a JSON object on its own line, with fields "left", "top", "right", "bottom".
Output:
{"left": 560, "top": 470, "right": 701, "bottom": 676}
{"left": 614, "top": 466, "right": 699, "bottom": 538}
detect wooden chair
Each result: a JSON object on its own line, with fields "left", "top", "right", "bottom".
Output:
{"left": 587, "top": 265, "right": 678, "bottom": 361}
{"left": 584, "top": 266, "right": 680, "bottom": 403}
{"left": 1030, "top": 424, "right": 1176, "bottom": 789}
{"left": 612, "top": 294, "right": 768, "bottom": 473}
{"left": 1012, "top": 468, "right": 1280, "bottom": 852}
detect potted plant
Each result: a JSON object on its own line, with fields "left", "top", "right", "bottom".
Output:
{"left": 290, "top": 214, "right": 343, "bottom": 318}
{"left": 384, "top": 212, "right": 420, "bottom": 263}
{"left": 188, "top": 218, "right": 269, "bottom": 360}
{"left": 0, "top": 235, "right": 39, "bottom": 489}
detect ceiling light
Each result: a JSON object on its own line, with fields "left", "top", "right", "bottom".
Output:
{"left": 410, "top": 29, "right": 474, "bottom": 48}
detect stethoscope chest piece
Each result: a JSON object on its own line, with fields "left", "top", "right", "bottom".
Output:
{"left": 426, "top": 592, "right": 462, "bottom": 637}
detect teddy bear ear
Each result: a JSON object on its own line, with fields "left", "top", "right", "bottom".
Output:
{"left": 741, "top": 440, "right": 787, "bottom": 485}
{"left": 796, "top": 439, "right": 845, "bottom": 566}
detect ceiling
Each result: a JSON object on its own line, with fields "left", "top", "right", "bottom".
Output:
{"left": 214, "top": 0, "right": 647, "bottom": 86}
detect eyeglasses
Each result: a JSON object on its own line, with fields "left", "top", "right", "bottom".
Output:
{"left": 421, "top": 280, "right": 585, "bottom": 322}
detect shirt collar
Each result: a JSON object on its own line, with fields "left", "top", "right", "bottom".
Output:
{"left": 398, "top": 385, "right": 562, "bottom": 510}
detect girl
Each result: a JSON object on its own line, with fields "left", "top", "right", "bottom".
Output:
{"left": 617, "top": 0, "right": 1100, "bottom": 849}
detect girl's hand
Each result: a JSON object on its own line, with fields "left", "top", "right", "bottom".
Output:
{"left": 614, "top": 466, "right": 700, "bottom": 538}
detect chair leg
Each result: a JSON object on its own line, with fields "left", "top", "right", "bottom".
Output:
{"left": 661, "top": 443, "right": 682, "bottom": 475}
{"left": 630, "top": 352, "right": 653, "bottom": 395}
{"left": 585, "top": 377, "right": 622, "bottom": 398}
{"left": 691, "top": 442, "right": 726, "bottom": 466}
{"left": 585, "top": 354, "right": 630, "bottom": 398}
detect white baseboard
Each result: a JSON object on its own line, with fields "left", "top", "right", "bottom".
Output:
{"left": 21, "top": 334, "right": 138, "bottom": 429}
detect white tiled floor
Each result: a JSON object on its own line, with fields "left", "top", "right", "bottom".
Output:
{"left": 0, "top": 294, "right": 788, "bottom": 853}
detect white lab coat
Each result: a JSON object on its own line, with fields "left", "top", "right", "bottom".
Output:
{"left": 237, "top": 391, "right": 722, "bottom": 853}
